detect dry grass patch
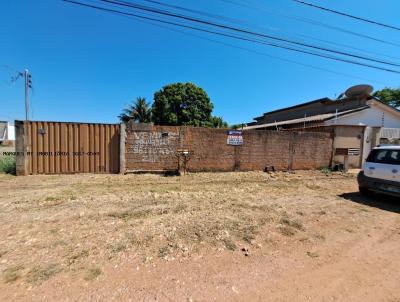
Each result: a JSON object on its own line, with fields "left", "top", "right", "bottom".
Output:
{"left": 279, "top": 226, "right": 296, "bottom": 237}
{"left": 0, "top": 170, "right": 359, "bottom": 287}
{"left": 84, "top": 267, "right": 102, "bottom": 281}
{"left": 3, "top": 265, "right": 24, "bottom": 283}
{"left": 280, "top": 217, "right": 304, "bottom": 231}
{"left": 26, "top": 264, "right": 61, "bottom": 285}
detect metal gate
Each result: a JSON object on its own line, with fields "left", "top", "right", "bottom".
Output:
{"left": 15, "top": 121, "right": 120, "bottom": 175}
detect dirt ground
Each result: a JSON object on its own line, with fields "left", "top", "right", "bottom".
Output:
{"left": 0, "top": 171, "right": 399, "bottom": 301}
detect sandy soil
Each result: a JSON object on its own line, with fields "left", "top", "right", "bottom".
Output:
{"left": 0, "top": 171, "right": 399, "bottom": 301}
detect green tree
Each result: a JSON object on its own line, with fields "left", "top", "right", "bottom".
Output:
{"left": 210, "top": 116, "right": 229, "bottom": 128}
{"left": 373, "top": 87, "right": 400, "bottom": 108}
{"left": 119, "top": 97, "right": 152, "bottom": 123}
{"left": 230, "top": 124, "right": 245, "bottom": 130}
{"left": 151, "top": 83, "right": 215, "bottom": 127}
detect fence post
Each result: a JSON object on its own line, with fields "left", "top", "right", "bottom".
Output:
{"left": 119, "top": 123, "right": 126, "bottom": 174}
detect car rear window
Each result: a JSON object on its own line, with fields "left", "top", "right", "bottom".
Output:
{"left": 367, "top": 149, "right": 400, "bottom": 165}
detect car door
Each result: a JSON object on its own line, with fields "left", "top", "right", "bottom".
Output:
{"left": 364, "top": 149, "right": 396, "bottom": 181}
{"left": 386, "top": 150, "right": 400, "bottom": 181}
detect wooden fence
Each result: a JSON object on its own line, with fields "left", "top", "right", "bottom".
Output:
{"left": 15, "top": 121, "right": 120, "bottom": 175}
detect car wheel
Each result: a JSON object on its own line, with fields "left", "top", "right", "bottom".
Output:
{"left": 359, "top": 187, "right": 373, "bottom": 197}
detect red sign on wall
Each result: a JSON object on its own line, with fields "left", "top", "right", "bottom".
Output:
{"left": 227, "top": 130, "right": 243, "bottom": 146}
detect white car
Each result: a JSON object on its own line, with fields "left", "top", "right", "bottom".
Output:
{"left": 358, "top": 145, "right": 400, "bottom": 198}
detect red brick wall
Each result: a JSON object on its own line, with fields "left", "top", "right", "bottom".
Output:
{"left": 125, "top": 123, "right": 182, "bottom": 171}
{"left": 291, "top": 132, "right": 333, "bottom": 170}
{"left": 124, "top": 123, "right": 333, "bottom": 172}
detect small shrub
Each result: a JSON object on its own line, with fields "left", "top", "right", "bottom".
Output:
{"left": 107, "top": 242, "right": 127, "bottom": 253}
{"left": 280, "top": 217, "right": 304, "bottom": 231}
{"left": 67, "top": 250, "right": 89, "bottom": 266}
{"left": 84, "top": 267, "right": 102, "bottom": 281}
{"left": 319, "top": 167, "right": 332, "bottom": 175}
{"left": 45, "top": 196, "right": 58, "bottom": 202}
{"left": 279, "top": 226, "right": 296, "bottom": 237}
{"left": 0, "top": 156, "right": 16, "bottom": 175}
{"left": 223, "top": 239, "right": 237, "bottom": 251}
{"left": 313, "top": 234, "right": 325, "bottom": 241}
{"left": 307, "top": 251, "right": 319, "bottom": 258}
{"left": 158, "top": 246, "right": 170, "bottom": 258}
{"left": 27, "top": 264, "right": 61, "bottom": 285}
{"left": 3, "top": 265, "right": 24, "bottom": 283}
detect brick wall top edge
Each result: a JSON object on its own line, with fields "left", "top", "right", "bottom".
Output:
{"left": 125, "top": 123, "right": 332, "bottom": 136}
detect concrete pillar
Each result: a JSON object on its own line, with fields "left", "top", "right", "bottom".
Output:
{"left": 119, "top": 123, "right": 126, "bottom": 174}
{"left": 15, "top": 120, "right": 28, "bottom": 176}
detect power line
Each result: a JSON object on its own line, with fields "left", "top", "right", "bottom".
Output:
{"left": 289, "top": 31, "right": 400, "bottom": 62}
{"left": 94, "top": 0, "right": 400, "bottom": 67}
{"left": 63, "top": 0, "right": 400, "bottom": 74}
{"left": 125, "top": 13, "right": 389, "bottom": 86}
{"left": 141, "top": 0, "right": 245, "bottom": 25}
{"left": 293, "top": 0, "right": 400, "bottom": 32}
{"left": 140, "top": 0, "right": 400, "bottom": 62}
{"left": 1, "top": 65, "right": 23, "bottom": 85}
{"left": 220, "top": 0, "right": 400, "bottom": 47}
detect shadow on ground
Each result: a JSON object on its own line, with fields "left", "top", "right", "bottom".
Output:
{"left": 339, "top": 192, "right": 400, "bottom": 214}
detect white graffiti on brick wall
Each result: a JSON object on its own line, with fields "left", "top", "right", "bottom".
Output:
{"left": 130, "top": 131, "right": 179, "bottom": 162}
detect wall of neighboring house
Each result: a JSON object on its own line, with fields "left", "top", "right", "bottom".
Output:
{"left": 0, "top": 122, "right": 6, "bottom": 141}
{"left": 325, "top": 103, "right": 400, "bottom": 128}
{"left": 361, "top": 127, "right": 400, "bottom": 166}
{"left": 331, "top": 125, "right": 365, "bottom": 169}
{"left": 0, "top": 122, "right": 15, "bottom": 142}
{"left": 7, "top": 124, "right": 15, "bottom": 141}
{"left": 255, "top": 97, "right": 369, "bottom": 125}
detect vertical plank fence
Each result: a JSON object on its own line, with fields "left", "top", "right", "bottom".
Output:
{"left": 15, "top": 121, "right": 120, "bottom": 175}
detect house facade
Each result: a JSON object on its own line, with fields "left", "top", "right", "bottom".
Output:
{"left": 0, "top": 121, "right": 15, "bottom": 145}
{"left": 245, "top": 92, "right": 400, "bottom": 130}
{"left": 244, "top": 86, "right": 400, "bottom": 169}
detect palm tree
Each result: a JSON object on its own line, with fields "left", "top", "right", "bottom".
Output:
{"left": 119, "top": 97, "right": 152, "bottom": 123}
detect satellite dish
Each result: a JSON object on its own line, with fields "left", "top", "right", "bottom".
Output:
{"left": 345, "top": 85, "right": 373, "bottom": 98}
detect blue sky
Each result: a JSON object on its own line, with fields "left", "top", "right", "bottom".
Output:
{"left": 1, "top": 0, "right": 400, "bottom": 125}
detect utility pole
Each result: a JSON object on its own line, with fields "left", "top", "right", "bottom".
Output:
{"left": 24, "top": 69, "right": 32, "bottom": 121}
{"left": 8, "top": 67, "right": 32, "bottom": 175}
{"left": 23, "top": 69, "right": 32, "bottom": 175}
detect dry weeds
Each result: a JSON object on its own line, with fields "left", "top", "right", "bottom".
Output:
{"left": 0, "top": 170, "right": 359, "bottom": 287}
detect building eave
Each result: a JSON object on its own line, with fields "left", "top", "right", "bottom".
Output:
{"left": 244, "top": 106, "right": 370, "bottom": 130}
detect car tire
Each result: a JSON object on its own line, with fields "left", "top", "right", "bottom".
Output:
{"left": 359, "top": 187, "right": 373, "bottom": 197}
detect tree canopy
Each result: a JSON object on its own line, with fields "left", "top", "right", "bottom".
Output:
{"left": 210, "top": 116, "right": 229, "bottom": 128}
{"left": 373, "top": 87, "right": 400, "bottom": 109}
{"left": 119, "top": 97, "right": 152, "bottom": 123}
{"left": 151, "top": 82, "right": 215, "bottom": 127}
{"left": 118, "top": 83, "right": 228, "bottom": 127}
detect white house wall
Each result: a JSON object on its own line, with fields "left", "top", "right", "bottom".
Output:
{"left": 8, "top": 124, "right": 15, "bottom": 140}
{"left": 324, "top": 106, "right": 400, "bottom": 128}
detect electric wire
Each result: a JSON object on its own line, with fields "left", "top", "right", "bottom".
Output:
{"left": 293, "top": 0, "right": 400, "bottom": 32}
{"left": 122, "top": 13, "right": 389, "bottom": 85}
{"left": 137, "top": 0, "right": 400, "bottom": 62}
{"left": 63, "top": 0, "right": 400, "bottom": 74}
{"left": 96, "top": 0, "right": 400, "bottom": 67}
{"left": 220, "top": 0, "right": 400, "bottom": 47}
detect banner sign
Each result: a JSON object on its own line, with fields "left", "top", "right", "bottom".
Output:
{"left": 227, "top": 130, "right": 243, "bottom": 146}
